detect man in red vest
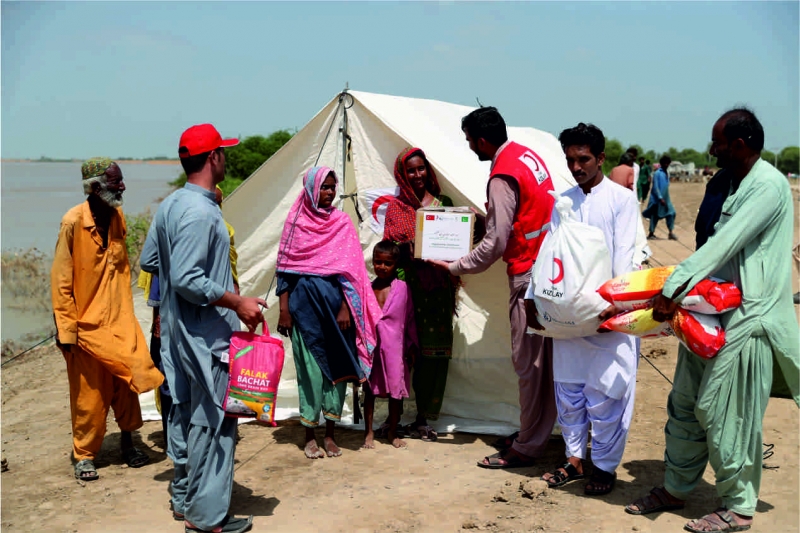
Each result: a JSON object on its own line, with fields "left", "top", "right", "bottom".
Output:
{"left": 430, "top": 106, "right": 557, "bottom": 468}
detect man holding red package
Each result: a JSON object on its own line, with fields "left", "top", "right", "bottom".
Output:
{"left": 141, "top": 124, "right": 266, "bottom": 533}
{"left": 625, "top": 108, "right": 799, "bottom": 533}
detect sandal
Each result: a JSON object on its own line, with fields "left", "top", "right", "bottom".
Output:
{"left": 584, "top": 468, "right": 616, "bottom": 495}
{"left": 185, "top": 514, "right": 254, "bottom": 533}
{"left": 122, "top": 446, "right": 150, "bottom": 468}
{"left": 477, "top": 449, "right": 536, "bottom": 469}
{"left": 408, "top": 424, "right": 438, "bottom": 442}
{"left": 74, "top": 458, "right": 99, "bottom": 481}
{"left": 490, "top": 431, "right": 519, "bottom": 451}
{"left": 684, "top": 509, "right": 752, "bottom": 532}
{"left": 375, "top": 423, "right": 406, "bottom": 439}
{"left": 625, "top": 486, "right": 686, "bottom": 515}
{"left": 542, "top": 462, "right": 586, "bottom": 488}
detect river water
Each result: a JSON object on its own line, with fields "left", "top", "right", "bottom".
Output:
{"left": 1, "top": 161, "right": 180, "bottom": 344}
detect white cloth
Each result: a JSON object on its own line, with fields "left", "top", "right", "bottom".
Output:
{"left": 555, "top": 378, "right": 636, "bottom": 473}
{"left": 632, "top": 161, "right": 640, "bottom": 184}
{"left": 550, "top": 178, "right": 639, "bottom": 399}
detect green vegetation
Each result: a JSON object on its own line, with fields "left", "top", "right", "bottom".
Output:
{"left": 776, "top": 146, "right": 799, "bottom": 175}
{"left": 169, "top": 130, "right": 294, "bottom": 197}
{"left": 34, "top": 156, "right": 76, "bottom": 163}
{"left": 125, "top": 210, "right": 154, "bottom": 277}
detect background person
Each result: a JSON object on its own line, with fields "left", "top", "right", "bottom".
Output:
{"left": 608, "top": 151, "right": 635, "bottom": 190}
{"left": 643, "top": 155, "right": 678, "bottom": 240}
{"left": 52, "top": 157, "right": 163, "bottom": 482}
{"left": 637, "top": 158, "right": 653, "bottom": 203}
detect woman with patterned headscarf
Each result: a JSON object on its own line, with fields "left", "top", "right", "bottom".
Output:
{"left": 383, "top": 147, "right": 459, "bottom": 442}
{"left": 276, "top": 166, "right": 382, "bottom": 459}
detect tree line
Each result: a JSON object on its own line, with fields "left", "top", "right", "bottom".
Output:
{"left": 169, "top": 130, "right": 294, "bottom": 197}
{"left": 602, "top": 139, "right": 799, "bottom": 176}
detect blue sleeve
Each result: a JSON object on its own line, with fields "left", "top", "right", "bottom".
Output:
{"left": 170, "top": 209, "right": 227, "bottom": 306}
{"left": 140, "top": 224, "right": 159, "bottom": 274}
{"left": 652, "top": 171, "right": 664, "bottom": 200}
{"left": 276, "top": 273, "right": 297, "bottom": 296}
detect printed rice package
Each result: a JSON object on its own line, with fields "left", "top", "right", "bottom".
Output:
{"left": 597, "top": 266, "right": 676, "bottom": 310}
{"left": 671, "top": 308, "right": 725, "bottom": 359}
{"left": 224, "top": 321, "right": 285, "bottom": 425}
{"left": 599, "top": 307, "right": 674, "bottom": 338}
{"left": 681, "top": 278, "right": 742, "bottom": 315}
{"left": 529, "top": 193, "right": 613, "bottom": 339}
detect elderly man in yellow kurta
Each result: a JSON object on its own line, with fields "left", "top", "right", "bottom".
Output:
{"left": 51, "top": 157, "right": 163, "bottom": 482}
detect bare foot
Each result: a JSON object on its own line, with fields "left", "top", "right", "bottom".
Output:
{"left": 324, "top": 437, "right": 342, "bottom": 457}
{"left": 391, "top": 437, "right": 407, "bottom": 449}
{"left": 685, "top": 508, "right": 753, "bottom": 532}
{"left": 304, "top": 439, "right": 325, "bottom": 459}
{"left": 362, "top": 433, "right": 375, "bottom": 450}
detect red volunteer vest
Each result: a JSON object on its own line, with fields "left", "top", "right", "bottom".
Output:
{"left": 489, "top": 141, "right": 555, "bottom": 275}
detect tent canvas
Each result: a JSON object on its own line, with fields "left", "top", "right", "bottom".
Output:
{"left": 135, "top": 90, "right": 647, "bottom": 434}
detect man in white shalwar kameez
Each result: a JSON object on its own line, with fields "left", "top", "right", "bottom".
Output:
{"left": 527, "top": 123, "right": 640, "bottom": 496}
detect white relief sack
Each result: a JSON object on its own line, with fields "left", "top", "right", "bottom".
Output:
{"left": 528, "top": 193, "right": 612, "bottom": 339}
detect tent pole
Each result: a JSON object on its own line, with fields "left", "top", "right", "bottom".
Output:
{"left": 338, "top": 86, "right": 363, "bottom": 223}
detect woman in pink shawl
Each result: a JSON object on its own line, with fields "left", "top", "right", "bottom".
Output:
{"left": 276, "top": 166, "right": 381, "bottom": 459}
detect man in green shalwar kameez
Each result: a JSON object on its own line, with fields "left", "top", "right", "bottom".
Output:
{"left": 625, "top": 108, "right": 799, "bottom": 532}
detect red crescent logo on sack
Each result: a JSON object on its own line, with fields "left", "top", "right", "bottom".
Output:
{"left": 549, "top": 258, "right": 564, "bottom": 284}
{"left": 371, "top": 195, "right": 395, "bottom": 222}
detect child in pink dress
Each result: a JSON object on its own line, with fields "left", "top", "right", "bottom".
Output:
{"left": 362, "top": 241, "right": 419, "bottom": 449}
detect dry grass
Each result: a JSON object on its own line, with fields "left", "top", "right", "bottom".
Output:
{"left": 1, "top": 248, "right": 51, "bottom": 309}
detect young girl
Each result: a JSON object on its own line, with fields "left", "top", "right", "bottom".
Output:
{"left": 276, "top": 166, "right": 381, "bottom": 459}
{"left": 362, "top": 240, "right": 419, "bottom": 449}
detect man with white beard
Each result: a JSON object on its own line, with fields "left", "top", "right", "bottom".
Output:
{"left": 51, "top": 158, "right": 163, "bottom": 482}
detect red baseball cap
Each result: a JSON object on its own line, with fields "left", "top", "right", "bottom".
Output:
{"left": 178, "top": 124, "right": 239, "bottom": 158}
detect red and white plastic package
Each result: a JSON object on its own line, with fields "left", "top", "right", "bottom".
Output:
{"left": 680, "top": 278, "right": 742, "bottom": 315}
{"left": 671, "top": 308, "right": 725, "bottom": 359}
{"left": 597, "top": 266, "right": 676, "bottom": 311}
{"left": 599, "top": 308, "right": 674, "bottom": 338}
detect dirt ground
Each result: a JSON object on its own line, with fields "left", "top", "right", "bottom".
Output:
{"left": 2, "top": 182, "right": 799, "bottom": 533}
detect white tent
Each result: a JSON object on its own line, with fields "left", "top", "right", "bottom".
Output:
{"left": 136, "top": 90, "right": 641, "bottom": 434}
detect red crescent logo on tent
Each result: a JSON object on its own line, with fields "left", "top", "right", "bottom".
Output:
{"left": 371, "top": 195, "right": 395, "bottom": 222}
{"left": 548, "top": 258, "right": 564, "bottom": 284}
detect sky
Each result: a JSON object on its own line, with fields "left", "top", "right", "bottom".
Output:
{"left": 2, "top": 1, "right": 798, "bottom": 159}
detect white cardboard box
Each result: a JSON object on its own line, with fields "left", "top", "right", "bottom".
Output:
{"left": 414, "top": 206, "right": 475, "bottom": 261}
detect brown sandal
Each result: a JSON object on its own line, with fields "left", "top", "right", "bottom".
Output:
{"left": 625, "top": 486, "right": 686, "bottom": 515}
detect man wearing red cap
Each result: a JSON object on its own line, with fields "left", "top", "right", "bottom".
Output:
{"left": 141, "top": 124, "right": 266, "bottom": 533}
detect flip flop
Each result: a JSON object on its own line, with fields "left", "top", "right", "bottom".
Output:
{"left": 477, "top": 449, "right": 535, "bottom": 469}
{"left": 542, "top": 462, "right": 586, "bottom": 488}
{"left": 74, "top": 458, "right": 99, "bottom": 481}
{"left": 122, "top": 447, "right": 150, "bottom": 468}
